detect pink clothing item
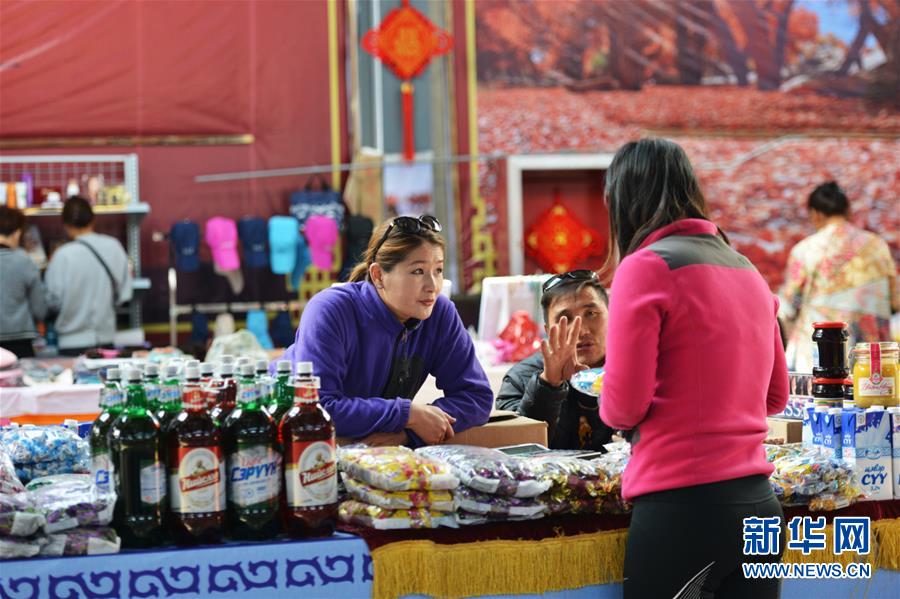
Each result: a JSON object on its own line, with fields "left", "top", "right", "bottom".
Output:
{"left": 600, "top": 219, "right": 788, "bottom": 501}
{"left": 205, "top": 217, "right": 241, "bottom": 271}
{"left": 305, "top": 215, "right": 339, "bottom": 270}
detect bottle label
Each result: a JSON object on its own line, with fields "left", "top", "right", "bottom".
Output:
{"left": 170, "top": 447, "right": 225, "bottom": 513}
{"left": 182, "top": 388, "right": 205, "bottom": 410}
{"left": 101, "top": 389, "right": 124, "bottom": 408}
{"left": 238, "top": 385, "right": 257, "bottom": 403}
{"left": 145, "top": 386, "right": 161, "bottom": 403}
{"left": 91, "top": 452, "right": 114, "bottom": 494}
{"left": 139, "top": 461, "right": 166, "bottom": 505}
{"left": 858, "top": 376, "right": 895, "bottom": 397}
{"left": 227, "top": 445, "right": 282, "bottom": 507}
{"left": 286, "top": 439, "right": 337, "bottom": 507}
{"left": 161, "top": 386, "right": 181, "bottom": 403}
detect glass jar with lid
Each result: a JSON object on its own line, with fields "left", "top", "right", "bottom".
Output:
{"left": 851, "top": 342, "right": 899, "bottom": 408}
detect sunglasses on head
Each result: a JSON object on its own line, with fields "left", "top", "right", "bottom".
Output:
{"left": 542, "top": 269, "right": 599, "bottom": 293}
{"left": 372, "top": 215, "right": 443, "bottom": 258}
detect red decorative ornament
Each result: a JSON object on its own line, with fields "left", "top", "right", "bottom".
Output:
{"left": 362, "top": 0, "right": 453, "bottom": 161}
{"left": 525, "top": 193, "right": 604, "bottom": 273}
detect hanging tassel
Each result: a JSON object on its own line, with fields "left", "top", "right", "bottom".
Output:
{"left": 401, "top": 81, "right": 414, "bottom": 162}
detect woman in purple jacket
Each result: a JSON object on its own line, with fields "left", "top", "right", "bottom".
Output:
{"left": 599, "top": 139, "right": 789, "bottom": 599}
{"left": 278, "top": 215, "right": 492, "bottom": 447}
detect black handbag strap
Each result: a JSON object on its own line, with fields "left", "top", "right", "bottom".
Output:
{"left": 76, "top": 239, "right": 119, "bottom": 306}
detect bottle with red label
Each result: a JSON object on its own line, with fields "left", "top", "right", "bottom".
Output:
{"left": 210, "top": 361, "right": 238, "bottom": 424}
{"left": 222, "top": 363, "right": 282, "bottom": 539}
{"left": 279, "top": 362, "right": 337, "bottom": 538}
{"left": 165, "top": 365, "right": 226, "bottom": 545}
{"left": 109, "top": 368, "right": 167, "bottom": 548}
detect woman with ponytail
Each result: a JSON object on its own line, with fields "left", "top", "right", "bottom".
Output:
{"left": 276, "top": 216, "right": 492, "bottom": 447}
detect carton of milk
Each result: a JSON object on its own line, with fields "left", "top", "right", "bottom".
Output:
{"left": 801, "top": 402, "right": 815, "bottom": 448}
{"left": 842, "top": 406, "right": 893, "bottom": 501}
{"left": 889, "top": 407, "right": 900, "bottom": 500}
{"left": 821, "top": 408, "right": 842, "bottom": 461}
{"left": 811, "top": 406, "right": 828, "bottom": 454}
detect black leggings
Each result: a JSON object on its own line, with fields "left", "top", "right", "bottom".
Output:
{"left": 624, "top": 475, "right": 784, "bottom": 599}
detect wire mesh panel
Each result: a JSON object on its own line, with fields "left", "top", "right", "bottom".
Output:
{"left": 0, "top": 154, "right": 139, "bottom": 206}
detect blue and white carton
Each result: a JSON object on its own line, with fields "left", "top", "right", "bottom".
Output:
{"left": 889, "top": 407, "right": 900, "bottom": 500}
{"left": 842, "top": 406, "right": 893, "bottom": 501}
{"left": 811, "top": 406, "right": 828, "bottom": 454}
{"left": 821, "top": 408, "right": 842, "bottom": 461}
{"left": 801, "top": 402, "right": 815, "bottom": 447}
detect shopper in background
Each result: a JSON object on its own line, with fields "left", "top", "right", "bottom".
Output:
{"left": 276, "top": 215, "right": 492, "bottom": 447}
{"left": 779, "top": 181, "right": 898, "bottom": 372}
{"left": 495, "top": 270, "right": 614, "bottom": 451}
{"left": 0, "top": 206, "right": 48, "bottom": 358}
{"left": 45, "top": 196, "right": 132, "bottom": 356}
{"left": 599, "top": 138, "right": 789, "bottom": 599}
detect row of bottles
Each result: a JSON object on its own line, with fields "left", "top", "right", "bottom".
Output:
{"left": 90, "top": 357, "right": 336, "bottom": 548}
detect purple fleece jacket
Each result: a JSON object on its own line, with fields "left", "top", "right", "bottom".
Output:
{"left": 276, "top": 281, "right": 492, "bottom": 443}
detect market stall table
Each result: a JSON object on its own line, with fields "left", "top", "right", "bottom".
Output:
{"left": 0, "top": 384, "right": 101, "bottom": 425}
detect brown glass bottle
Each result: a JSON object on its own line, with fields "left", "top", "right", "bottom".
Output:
{"left": 165, "top": 366, "right": 226, "bottom": 545}
{"left": 209, "top": 362, "right": 237, "bottom": 424}
{"left": 279, "top": 363, "right": 337, "bottom": 538}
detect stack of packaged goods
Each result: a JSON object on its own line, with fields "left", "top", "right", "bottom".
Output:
{"left": 527, "top": 455, "right": 612, "bottom": 517}
{"left": 416, "top": 445, "right": 551, "bottom": 526}
{"left": 765, "top": 444, "right": 863, "bottom": 511}
{"left": 0, "top": 424, "right": 89, "bottom": 483}
{"left": 337, "top": 446, "right": 459, "bottom": 529}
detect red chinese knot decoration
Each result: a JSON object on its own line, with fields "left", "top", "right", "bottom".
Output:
{"left": 362, "top": 0, "right": 453, "bottom": 161}
{"left": 525, "top": 195, "right": 604, "bottom": 273}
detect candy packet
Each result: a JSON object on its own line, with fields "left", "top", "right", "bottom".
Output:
{"left": 341, "top": 473, "right": 454, "bottom": 511}
{"left": 452, "top": 485, "right": 546, "bottom": 517}
{"left": 338, "top": 499, "right": 458, "bottom": 530}
{"left": 416, "top": 445, "right": 551, "bottom": 498}
{"left": 0, "top": 492, "right": 45, "bottom": 537}
{"left": 0, "top": 450, "right": 25, "bottom": 495}
{"left": 25, "top": 474, "right": 115, "bottom": 533}
{"left": 41, "top": 526, "right": 121, "bottom": 557}
{"left": 338, "top": 446, "right": 459, "bottom": 492}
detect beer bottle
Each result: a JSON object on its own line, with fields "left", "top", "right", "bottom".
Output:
{"left": 166, "top": 365, "right": 226, "bottom": 545}
{"left": 210, "top": 362, "right": 237, "bottom": 424}
{"left": 157, "top": 364, "right": 183, "bottom": 431}
{"left": 255, "top": 359, "right": 274, "bottom": 407}
{"left": 222, "top": 363, "right": 282, "bottom": 539}
{"left": 280, "top": 362, "right": 337, "bottom": 538}
{"left": 109, "top": 368, "right": 166, "bottom": 548}
{"left": 90, "top": 367, "right": 124, "bottom": 494}
{"left": 143, "top": 364, "right": 162, "bottom": 413}
{"left": 267, "top": 360, "right": 294, "bottom": 424}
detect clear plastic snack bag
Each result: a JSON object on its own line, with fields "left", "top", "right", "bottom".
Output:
{"left": 526, "top": 455, "right": 609, "bottom": 499}
{"left": 25, "top": 474, "right": 115, "bottom": 533}
{"left": 337, "top": 499, "right": 458, "bottom": 530}
{"left": 452, "top": 484, "right": 546, "bottom": 518}
{"left": 0, "top": 450, "right": 25, "bottom": 495}
{"left": 338, "top": 446, "right": 459, "bottom": 492}
{"left": 40, "top": 526, "right": 121, "bottom": 556}
{"left": 0, "top": 492, "right": 45, "bottom": 537}
{"left": 416, "top": 445, "right": 550, "bottom": 498}
{"left": 341, "top": 473, "right": 455, "bottom": 511}
{"left": 0, "top": 535, "right": 46, "bottom": 560}
{"left": 0, "top": 425, "right": 89, "bottom": 483}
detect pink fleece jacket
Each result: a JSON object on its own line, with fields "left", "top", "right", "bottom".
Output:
{"left": 600, "top": 219, "right": 789, "bottom": 501}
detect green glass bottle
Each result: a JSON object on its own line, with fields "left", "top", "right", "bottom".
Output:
{"left": 223, "top": 363, "right": 281, "bottom": 540}
{"left": 143, "top": 363, "right": 162, "bottom": 414}
{"left": 109, "top": 368, "right": 166, "bottom": 548}
{"left": 267, "top": 360, "right": 294, "bottom": 425}
{"left": 90, "top": 367, "right": 125, "bottom": 494}
{"left": 157, "top": 364, "right": 183, "bottom": 432}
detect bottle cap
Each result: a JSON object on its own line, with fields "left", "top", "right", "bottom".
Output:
{"left": 220, "top": 355, "right": 235, "bottom": 365}
{"left": 200, "top": 362, "right": 214, "bottom": 375}
{"left": 164, "top": 364, "right": 179, "bottom": 378}
{"left": 185, "top": 359, "right": 200, "bottom": 369}
{"left": 219, "top": 362, "right": 234, "bottom": 376}
{"left": 144, "top": 364, "right": 159, "bottom": 377}
{"left": 277, "top": 360, "right": 293, "bottom": 373}
{"left": 106, "top": 368, "right": 121, "bottom": 380}
{"left": 296, "top": 361, "right": 314, "bottom": 376}
{"left": 236, "top": 357, "right": 251, "bottom": 367}
{"left": 126, "top": 368, "right": 143, "bottom": 382}
{"left": 184, "top": 365, "right": 200, "bottom": 380}
{"left": 239, "top": 363, "right": 255, "bottom": 377}
{"left": 255, "top": 359, "right": 269, "bottom": 372}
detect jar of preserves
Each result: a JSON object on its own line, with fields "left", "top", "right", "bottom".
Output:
{"left": 851, "top": 342, "right": 899, "bottom": 408}
{"left": 811, "top": 322, "right": 849, "bottom": 379}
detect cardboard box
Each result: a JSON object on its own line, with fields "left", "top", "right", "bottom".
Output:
{"left": 446, "top": 410, "right": 548, "bottom": 448}
{"left": 766, "top": 417, "right": 802, "bottom": 443}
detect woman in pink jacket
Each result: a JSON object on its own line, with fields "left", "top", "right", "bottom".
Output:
{"left": 599, "top": 139, "right": 789, "bottom": 599}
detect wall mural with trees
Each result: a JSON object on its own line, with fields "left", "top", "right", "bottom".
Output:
{"left": 473, "top": 0, "right": 899, "bottom": 288}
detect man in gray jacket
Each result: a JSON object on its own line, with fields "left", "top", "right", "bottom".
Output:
{"left": 0, "top": 207, "right": 47, "bottom": 358}
{"left": 45, "top": 197, "right": 132, "bottom": 355}
{"left": 495, "top": 270, "right": 614, "bottom": 451}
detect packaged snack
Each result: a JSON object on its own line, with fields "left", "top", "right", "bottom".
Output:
{"left": 0, "top": 450, "right": 25, "bottom": 495}
{"left": 41, "top": 526, "right": 121, "bottom": 556}
{"left": 0, "top": 492, "right": 45, "bottom": 537}
{"left": 25, "top": 474, "right": 115, "bottom": 533}
{"left": 338, "top": 446, "right": 459, "bottom": 491}
{"left": 769, "top": 451, "right": 862, "bottom": 510}
{"left": 341, "top": 474, "right": 454, "bottom": 512}
{"left": 0, "top": 425, "right": 90, "bottom": 483}
{"left": 526, "top": 455, "right": 609, "bottom": 498}
{"left": 416, "top": 445, "right": 551, "bottom": 498}
{"left": 452, "top": 485, "right": 546, "bottom": 517}
{"left": 0, "top": 535, "right": 46, "bottom": 560}
{"left": 541, "top": 494, "right": 605, "bottom": 516}
{"left": 453, "top": 509, "right": 544, "bottom": 526}
{"left": 337, "top": 499, "right": 458, "bottom": 530}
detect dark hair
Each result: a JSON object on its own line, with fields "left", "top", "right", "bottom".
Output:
{"left": 541, "top": 278, "right": 609, "bottom": 323}
{"left": 807, "top": 181, "right": 849, "bottom": 217}
{"left": 62, "top": 196, "right": 94, "bottom": 228}
{"left": 603, "top": 138, "right": 710, "bottom": 270}
{"left": 348, "top": 219, "right": 446, "bottom": 282}
{"left": 0, "top": 206, "right": 26, "bottom": 237}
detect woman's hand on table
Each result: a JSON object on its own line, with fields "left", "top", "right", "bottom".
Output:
{"left": 407, "top": 403, "right": 456, "bottom": 445}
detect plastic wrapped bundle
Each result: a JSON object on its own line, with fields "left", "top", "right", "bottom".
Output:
{"left": 40, "top": 526, "right": 121, "bottom": 557}
{"left": 0, "top": 450, "right": 25, "bottom": 495}
{"left": 338, "top": 499, "right": 457, "bottom": 530}
{"left": 338, "top": 446, "right": 459, "bottom": 492}
{"left": 452, "top": 485, "right": 546, "bottom": 518}
{"left": 764, "top": 443, "right": 801, "bottom": 463}
{"left": 769, "top": 452, "right": 862, "bottom": 510}
{"left": 0, "top": 425, "right": 90, "bottom": 483}
{"left": 0, "top": 535, "right": 46, "bottom": 560}
{"left": 526, "top": 455, "right": 609, "bottom": 499}
{"left": 416, "top": 445, "right": 551, "bottom": 498}
{"left": 0, "top": 492, "right": 45, "bottom": 537}
{"left": 541, "top": 495, "right": 605, "bottom": 516}
{"left": 25, "top": 474, "right": 115, "bottom": 533}
{"left": 341, "top": 474, "right": 455, "bottom": 512}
